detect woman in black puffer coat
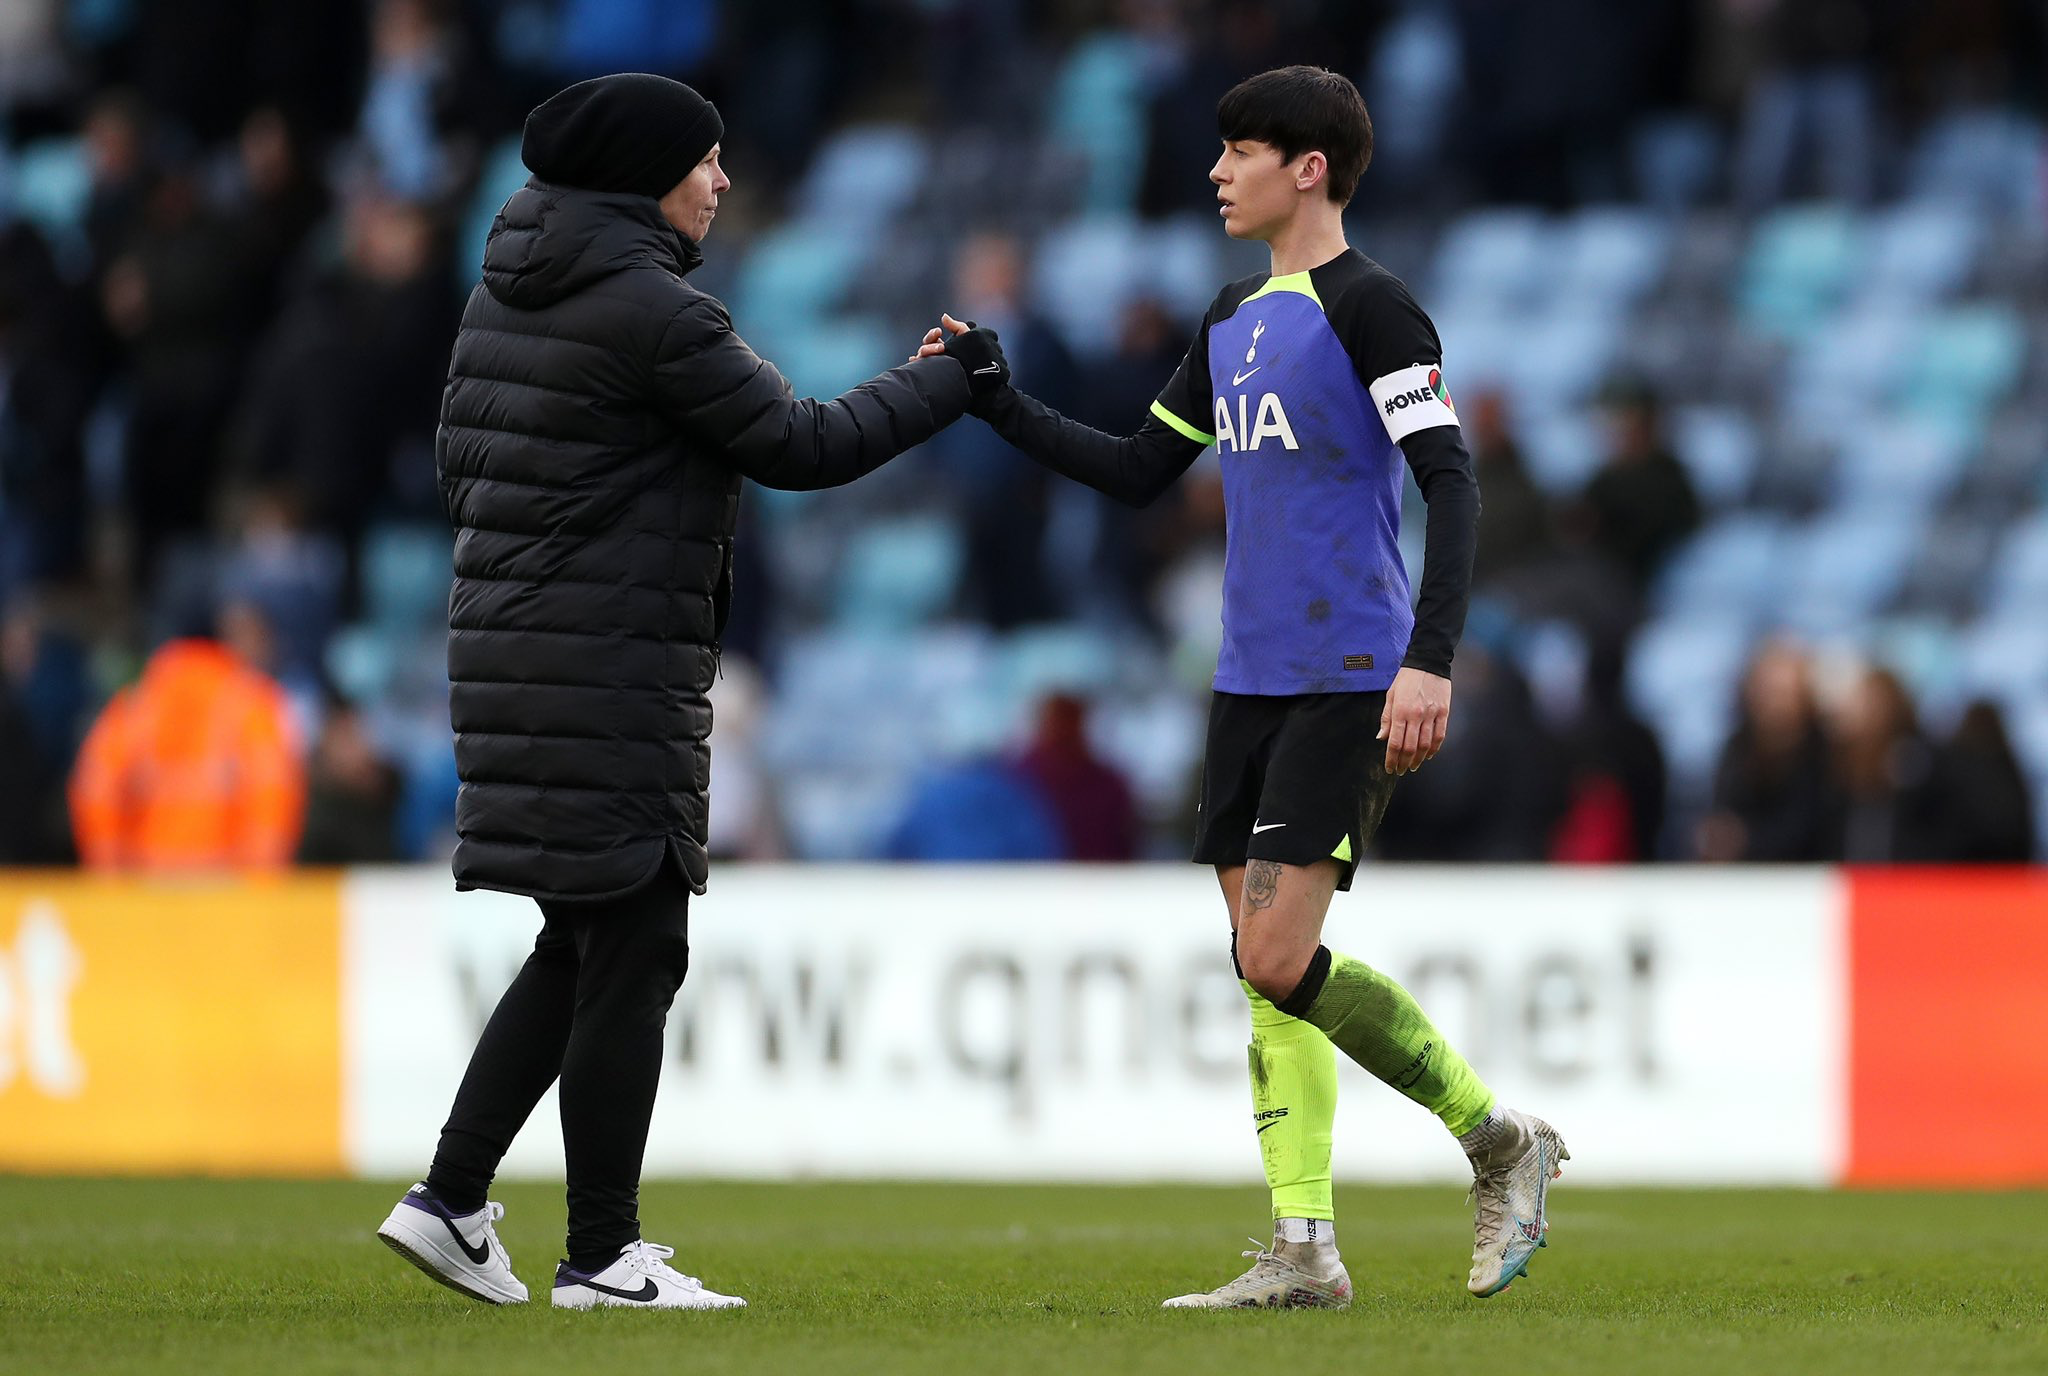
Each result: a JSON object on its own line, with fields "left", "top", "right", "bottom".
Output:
{"left": 375, "top": 74, "right": 1007, "bottom": 1309}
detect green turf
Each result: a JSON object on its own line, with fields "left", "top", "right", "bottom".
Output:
{"left": 0, "top": 1178, "right": 2042, "bottom": 1375}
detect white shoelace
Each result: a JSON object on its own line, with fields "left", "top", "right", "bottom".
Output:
{"left": 1468, "top": 1166, "right": 1511, "bottom": 1247}
{"left": 618, "top": 1240, "right": 703, "bottom": 1290}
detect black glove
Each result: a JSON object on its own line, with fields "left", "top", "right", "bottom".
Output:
{"left": 941, "top": 322, "right": 1009, "bottom": 399}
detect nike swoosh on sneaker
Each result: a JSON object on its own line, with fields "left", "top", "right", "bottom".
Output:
{"left": 1233, "top": 366, "right": 1260, "bottom": 385}
{"left": 573, "top": 1276, "right": 660, "bottom": 1302}
{"left": 439, "top": 1214, "right": 491, "bottom": 1265}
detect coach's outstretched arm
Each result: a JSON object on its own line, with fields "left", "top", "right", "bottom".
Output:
{"left": 921, "top": 314, "right": 1205, "bottom": 507}
{"left": 656, "top": 297, "right": 1005, "bottom": 490}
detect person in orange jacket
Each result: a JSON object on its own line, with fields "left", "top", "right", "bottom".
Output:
{"left": 68, "top": 630, "right": 306, "bottom": 870}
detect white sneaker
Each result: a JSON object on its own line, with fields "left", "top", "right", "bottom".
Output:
{"left": 551, "top": 1240, "right": 747, "bottom": 1310}
{"left": 1465, "top": 1108, "right": 1569, "bottom": 1298}
{"left": 376, "top": 1183, "right": 529, "bottom": 1305}
{"left": 1161, "top": 1237, "right": 1352, "bottom": 1310}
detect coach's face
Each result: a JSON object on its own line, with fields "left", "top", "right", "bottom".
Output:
{"left": 659, "top": 145, "right": 729, "bottom": 242}
{"left": 1211, "top": 139, "right": 1315, "bottom": 242}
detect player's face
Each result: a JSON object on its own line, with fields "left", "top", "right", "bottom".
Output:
{"left": 659, "top": 145, "right": 729, "bottom": 242}
{"left": 1210, "top": 139, "right": 1299, "bottom": 241}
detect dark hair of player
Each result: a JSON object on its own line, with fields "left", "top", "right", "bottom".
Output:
{"left": 1216, "top": 65, "right": 1374, "bottom": 205}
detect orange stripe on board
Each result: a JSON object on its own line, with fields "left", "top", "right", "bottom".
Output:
{"left": 0, "top": 872, "right": 344, "bottom": 1176}
{"left": 1846, "top": 867, "right": 2048, "bottom": 1186}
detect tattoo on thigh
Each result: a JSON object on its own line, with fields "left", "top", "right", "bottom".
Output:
{"left": 1243, "top": 859, "right": 1281, "bottom": 915}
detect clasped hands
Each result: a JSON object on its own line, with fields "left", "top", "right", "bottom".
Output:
{"left": 910, "top": 313, "right": 1009, "bottom": 399}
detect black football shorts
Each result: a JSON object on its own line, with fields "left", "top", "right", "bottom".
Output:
{"left": 1191, "top": 690, "right": 1397, "bottom": 892}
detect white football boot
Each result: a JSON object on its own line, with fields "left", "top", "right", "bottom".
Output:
{"left": 1465, "top": 1108, "right": 1569, "bottom": 1297}
{"left": 1161, "top": 1237, "right": 1352, "bottom": 1310}
{"left": 377, "top": 1182, "right": 529, "bottom": 1305}
{"left": 551, "top": 1240, "right": 747, "bottom": 1310}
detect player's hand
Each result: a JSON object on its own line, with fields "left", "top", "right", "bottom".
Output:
{"left": 1378, "top": 666, "right": 1452, "bottom": 776}
{"left": 909, "top": 313, "right": 968, "bottom": 362}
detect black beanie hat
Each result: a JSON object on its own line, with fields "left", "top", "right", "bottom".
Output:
{"left": 521, "top": 73, "right": 723, "bottom": 199}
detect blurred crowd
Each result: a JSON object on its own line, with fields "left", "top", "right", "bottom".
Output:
{"left": 0, "top": 0, "right": 2042, "bottom": 868}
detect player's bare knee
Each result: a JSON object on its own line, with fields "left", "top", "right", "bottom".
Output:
{"left": 1236, "top": 933, "right": 1312, "bottom": 1004}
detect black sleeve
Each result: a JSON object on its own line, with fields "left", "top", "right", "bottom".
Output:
{"left": 970, "top": 319, "right": 1212, "bottom": 508}
{"left": 1330, "top": 272, "right": 1479, "bottom": 678}
{"left": 652, "top": 295, "right": 971, "bottom": 491}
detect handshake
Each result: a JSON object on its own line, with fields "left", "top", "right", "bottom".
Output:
{"left": 911, "top": 313, "right": 1009, "bottom": 402}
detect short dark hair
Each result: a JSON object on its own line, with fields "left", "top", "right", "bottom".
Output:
{"left": 1216, "top": 66, "right": 1373, "bottom": 205}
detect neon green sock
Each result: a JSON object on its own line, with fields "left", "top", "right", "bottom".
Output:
{"left": 1244, "top": 981, "right": 1337, "bottom": 1223}
{"left": 1299, "top": 951, "right": 1496, "bottom": 1138}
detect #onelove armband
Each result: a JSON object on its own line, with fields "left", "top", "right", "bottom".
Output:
{"left": 1367, "top": 363, "right": 1459, "bottom": 442}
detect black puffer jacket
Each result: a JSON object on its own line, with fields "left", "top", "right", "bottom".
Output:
{"left": 438, "top": 180, "right": 969, "bottom": 901}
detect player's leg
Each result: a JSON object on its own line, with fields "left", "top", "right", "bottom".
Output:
{"left": 1240, "top": 693, "right": 1569, "bottom": 1297}
{"left": 549, "top": 858, "right": 744, "bottom": 1309}
{"left": 1166, "top": 695, "right": 1349, "bottom": 1310}
{"left": 1222, "top": 866, "right": 1340, "bottom": 1249}
{"left": 377, "top": 913, "right": 578, "bottom": 1303}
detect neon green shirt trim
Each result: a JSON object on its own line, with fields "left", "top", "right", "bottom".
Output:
{"left": 1240, "top": 270, "right": 1324, "bottom": 309}
{"left": 1150, "top": 399, "right": 1216, "bottom": 446}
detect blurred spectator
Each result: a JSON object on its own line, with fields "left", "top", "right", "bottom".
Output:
{"left": 1731, "top": 0, "right": 1881, "bottom": 210}
{"left": 704, "top": 657, "right": 786, "bottom": 862}
{"left": 1549, "top": 642, "right": 1667, "bottom": 861}
{"left": 1374, "top": 645, "right": 1567, "bottom": 861}
{"left": 216, "top": 108, "right": 331, "bottom": 322}
{"left": 0, "top": 260, "right": 92, "bottom": 595}
{"left": 1940, "top": 701, "right": 2036, "bottom": 863}
{"left": 1013, "top": 694, "right": 1138, "bottom": 862}
{"left": 1465, "top": 390, "right": 1553, "bottom": 589}
{"left": 884, "top": 756, "right": 1067, "bottom": 862}
{"left": 68, "top": 627, "right": 306, "bottom": 870}
{"left": 102, "top": 163, "right": 258, "bottom": 587}
{"left": 1571, "top": 380, "right": 1698, "bottom": 595}
{"left": 81, "top": 90, "right": 154, "bottom": 270}
{"left": 297, "top": 694, "right": 402, "bottom": 864}
{"left": 1070, "top": 296, "right": 1192, "bottom": 631}
{"left": 1698, "top": 642, "right": 1835, "bottom": 862}
{"left": 235, "top": 195, "right": 458, "bottom": 554}
{"left": 213, "top": 486, "right": 346, "bottom": 689}
{"left": 1828, "top": 665, "right": 1955, "bottom": 863}
{"left": 926, "top": 231, "right": 1079, "bottom": 629}
{"left": 354, "top": 0, "right": 493, "bottom": 201}
{"left": 0, "top": 598, "right": 83, "bottom": 862}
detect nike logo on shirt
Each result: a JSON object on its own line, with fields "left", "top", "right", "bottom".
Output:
{"left": 1251, "top": 821, "right": 1286, "bottom": 834}
{"left": 1232, "top": 366, "right": 1261, "bottom": 385}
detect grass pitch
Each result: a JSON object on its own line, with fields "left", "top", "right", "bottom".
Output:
{"left": 1, "top": 1178, "right": 2042, "bottom": 1375}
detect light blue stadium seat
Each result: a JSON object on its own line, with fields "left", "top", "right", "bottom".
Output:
{"left": 731, "top": 222, "right": 865, "bottom": 336}
{"left": 1986, "top": 512, "right": 2048, "bottom": 616}
{"left": 1425, "top": 301, "right": 1514, "bottom": 392}
{"left": 781, "top": 770, "right": 914, "bottom": 860}
{"left": 1625, "top": 613, "right": 1752, "bottom": 782}
{"left": 1651, "top": 513, "right": 1787, "bottom": 618}
{"left": 325, "top": 622, "right": 400, "bottom": 703}
{"left": 6, "top": 139, "right": 90, "bottom": 257}
{"left": 793, "top": 125, "right": 928, "bottom": 248}
{"left": 1776, "top": 510, "right": 1922, "bottom": 633}
{"left": 1554, "top": 206, "right": 1670, "bottom": 304}
{"left": 1959, "top": 611, "right": 2048, "bottom": 707}
{"left": 1903, "top": 305, "right": 2026, "bottom": 422}
{"left": 1670, "top": 404, "right": 1760, "bottom": 506}
{"left": 1795, "top": 306, "right": 1922, "bottom": 426}
{"left": 1045, "top": 33, "right": 1149, "bottom": 214}
{"left": 747, "top": 314, "right": 892, "bottom": 403}
{"left": 1031, "top": 215, "right": 1148, "bottom": 355}
{"left": 1828, "top": 415, "right": 1973, "bottom": 514}
{"left": 364, "top": 523, "right": 452, "bottom": 634}
{"left": 1738, "top": 204, "right": 1862, "bottom": 338}
{"left": 833, "top": 516, "right": 963, "bottom": 631}
{"left": 1430, "top": 208, "right": 1551, "bottom": 309}
{"left": 1515, "top": 406, "right": 1605, "bottom": 496}
{"left": 1906, "top": 110, "right": 2042, "bottom": 213}
{"left": 998, "top": 625, "right": 1122, "bottom": 701}
{"left": 1855, "top": 202, "right": 1981, "bottom": 305}
{"left": 1504, "top": 308, "right": 1623, "bottom": 413}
